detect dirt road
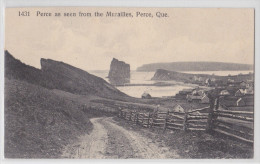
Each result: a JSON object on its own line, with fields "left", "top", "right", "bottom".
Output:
{"left": 62, "top": 117, "right": 179, "bottom": 159}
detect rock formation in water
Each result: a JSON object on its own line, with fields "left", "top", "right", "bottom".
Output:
{"left": 108, "top": 58, "right": 130, "bottom": 85}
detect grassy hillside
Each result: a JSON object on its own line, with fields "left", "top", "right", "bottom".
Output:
{"left": 5, "top": 79, "right": 93, "bottom": 158}
{"left": 137, "top": 62, "right": 253, "bottom": 72}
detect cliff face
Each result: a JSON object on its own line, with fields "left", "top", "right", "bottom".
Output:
{"left": 40, "top": 58, "right": 127, "bottom": 98}
{"left": 108, "top": 58, "right": 130, "bottom": 85}
{"left": 151, "top": 69, "right": 193, "bottom": 81}
{"left": 5, "top": 50, "right": 127, "bottom": 99}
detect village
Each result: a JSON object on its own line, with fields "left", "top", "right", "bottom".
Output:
{"left": 112, "top": 73, "right": 254, "bottom": 146}
{"left": 139, "top": 73, "right": 254, "bottom": 114}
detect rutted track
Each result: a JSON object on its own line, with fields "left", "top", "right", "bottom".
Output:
{"left": 62, "top": 117, "right": 179, "bottom": 159}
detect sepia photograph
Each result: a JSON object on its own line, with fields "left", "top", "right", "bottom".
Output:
{"left": 3, "top": 7, "right": 255, "bottom": 159}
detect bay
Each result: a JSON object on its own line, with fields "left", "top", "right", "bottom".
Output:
{"left": 88, "top": 70, "right": 253, "bottom": 98}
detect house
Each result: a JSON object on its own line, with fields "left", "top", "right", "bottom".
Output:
{"left": 172, "top": 104, "right": 185, "bottom": 113}
{"left": 141, "top": 93, "right": 151, "bottom": 99}
{"left": 219, "top": 90, "right": 230, "bottom": 96}
{"left": 172, "top": 103, "right": 209, "bottom": 113}
{"left": 205, "top": 78, "right": 210, "bottom": 85}
{"left": 191, "top": 88, "right": 205, "bottom": 96}
{"left": 191, "top": 97, "right": 201, "bottom": 103}
{"left": 186, "top": 94, "right": 202, "bottom": 102}
{"left": 186, "top": 93, "right": 209, "bottom": 104}
{"left": 201, "top": 94, "right": 210, "bottom": 104}
{"left": 211, "top": 78, "right": 216, "bottom": 82}
{"left": 246, "top": 81, "right": 254, "bottom": 88}
{"left": 244, "top": 87, "right": 254, "bottom": 95}
{"left": 179, "top": 89, "right": 193, "bottom": 95}
{"left": 228, "top": 79, "right": 235, "bottom": 83}
{"left": 193, "top": 76, "right": 199, "bottom": 81}
{"left": 235, "top": 89, "right": 245, "bottom": 97}
{"left": 239, "top": 81, "right": 247, "bottom": 88}
{"left": 219, "top": 96, "right": 245, "bottom": 107}
{"left": 205, "top": 78, "right": 216, "bottom": 87}
{"left": 176, "top": 89, "right": 193, "bottom": 99}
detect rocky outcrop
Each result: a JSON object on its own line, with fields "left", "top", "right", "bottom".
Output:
{"left": 5, "top": 50, "right": 128, "bottom": 99}
{"left": 151, "top": 69, "right": 189, "bottom": 81}
{"left": 108, "top": 58, "right": 130, "bottom": 85}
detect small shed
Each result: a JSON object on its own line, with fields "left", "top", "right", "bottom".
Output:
{"left": 141, "top": 92, "right": 152, "bottom": 99}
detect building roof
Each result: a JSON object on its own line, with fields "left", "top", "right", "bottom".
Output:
{"left": 142, "top": 92, "right": 151, "bottom": 97}
{"left": 201, "top": 95, "right": 209, "bottom": 99}
{"left": 235, "top": 89, "right": 245, "bottom": 94}
{"left": 219, "top": 96, "right": 239, "bottom": 107}
{"left": 173, "top": 103, "right": 208, "bottom": 112}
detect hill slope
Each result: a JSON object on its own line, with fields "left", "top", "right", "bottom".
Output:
{"left": 5, "top": 50, "right": 127, "bottom": 99}
{"left": 5, "top": 79, "right": 93, "bottom": 158}
{"left": 137, "top": 62, "right": 253, "bottom": 72}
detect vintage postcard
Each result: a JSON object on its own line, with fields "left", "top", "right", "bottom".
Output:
{"left": 4, "top": 7, "right": 254, "bottom": 159}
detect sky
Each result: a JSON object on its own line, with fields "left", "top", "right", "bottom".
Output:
{"left": 5, "top": 8, "right": 254, "bottom": 71}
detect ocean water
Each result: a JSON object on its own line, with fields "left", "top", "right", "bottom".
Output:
{"left": 181, "top": 70, "right": 253, "bottom": 76}
{"left": 116, "top": 85, "right": 194, "bottom": 98}
{"left": 88, "top": 70, "right": 253, "bottom": 98}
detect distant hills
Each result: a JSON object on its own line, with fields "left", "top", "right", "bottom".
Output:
{"left": 137, "top": 62, "right": 253, "bottom": 72}
{"left": 151, "top": 69, "right": 254, "bottom": 82}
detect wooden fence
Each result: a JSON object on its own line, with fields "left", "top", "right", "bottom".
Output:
{"left": 211, "top": 109, "right": 254, "bottom": 144}
{"left": 118, "top": 106, "right": 210, "bottom": 132}
{"left": 118, "top": 105, "right": 254, "bottom": 144}
{"left": 82, "top": 103, "right": 117, "bottom": 115}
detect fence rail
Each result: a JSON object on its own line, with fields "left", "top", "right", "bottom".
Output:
{"left": 211, "top": 108, "right": 254, "bottom": 144}
{"left": 118, "top": 108, "right": 209, "bottom": 132}
{"left": 117, "top": 103, "right": 254, "bottom": 144}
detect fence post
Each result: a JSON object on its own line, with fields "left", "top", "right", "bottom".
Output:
{"left": 151, "top": 111, "right": 157, "bottom": 128}
{"left": 118, "top": 109, "right": 122, "bottom": 118}
{"left": 183, "top": 112, "right": 188, "bottom": 131}
{"left": 123, "top": 111, "right": 126, "bottom": 120}
{"left": 163, "top": 110, "right": 169, "bottom": 132}
{"left": 142, "top": 113, "right": 144, "bottom": 126}
{"left": 148, "top": 112, "right": 151, "bottom": 128}
{"left": 129, "top": 111, "right": 132, "bottom": 121}
{"left": 136, "top": 112, "right": 139, "bottom": 125}
{"left": 207, "top": 97, "right": 219, "bottom": 132}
